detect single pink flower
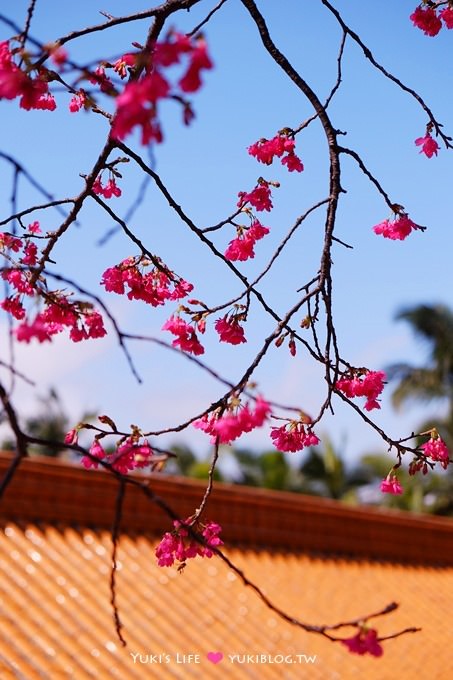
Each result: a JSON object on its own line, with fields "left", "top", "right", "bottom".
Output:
{"left": 64, "top": 428, "right": 79, "bottom": 445}
{"left": 281, "top": 152, "right": 304, "bottom": 172}
{"left": 415, "top": 133, "right": 439, "bottom": 158}
{"left": 380, "top": 474, "right": 403, "bottom": 495}
{"left": 372, "top": 215, "right": 421, "bottom": 241}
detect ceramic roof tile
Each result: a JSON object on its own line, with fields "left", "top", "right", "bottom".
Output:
{"left": 0, "top": 454, "right": 452, "bottom": 679}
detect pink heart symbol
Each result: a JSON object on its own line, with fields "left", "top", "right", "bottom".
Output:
{"left": 207, "top": 652, "right": 223, "bottom": 664}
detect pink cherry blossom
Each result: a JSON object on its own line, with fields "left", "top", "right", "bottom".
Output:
{"left": 237, "top": 181, "right": 273, "bottom": 212}
{"left": 342, "top": 629, "right": 383, "bottom": 657}
{"left": 270, "top": 421, "right": 319, "bottom": 452}
{"left": 69, "top": 90, "right": 87, "bottom": 113}
{"left": 92, "top": 175, "right": 121, "bottom": 199}
{"left": 372, "top": 215, "right": 421, "bottom": 241}
{"left": 113, "top": 53, "right": 136, "bottom": 79}
{"left": 0, "top": 296, "right": 25, "bottom": 320}
{"left": 103, "top": 258, "right": 194, "bottom": 307}
{"left": 248, "top": 132, "right": 304, "bottom": 172}
{"left": 215, "top": 316, "right": 246, "bottom": 344}
{"left": 179, "top": 37, "right": 213, "bottom": 93}
{"left": 281, "top": 152, "right": 304, "bottom": 172}
{"left": 162, "top": 315, "right": 204, "bottom": 355}
{"left": 89, "top": 66, "right": 113, "bottom": 93}
{"left": 20, "top": 242, "right": 38, "bottom": 266}
{"left": 64, "top": 428, "right": 79, "bottom": 445}
{"left": 155, "top": 518, "right": 223, "bottom": 568}
{"left": 27, "top": 221, "right": 41, "bottom": 234}
{"left": 410, "top": 6, "right": 442, "bottom": 36}
{"left": 224, "top": 220, "right": 270, "bottom": 262}
{"left": 415, "top": 133, "right": 439, "bottom": 158}
{"left": 380, "top": 474, "right": 403, "bottom": 495}
{"left": 108, "top": 438, "right": 154, "bottom": 474}
{"left": 194, "top": 397, "right": 271, "bottom": 445}
{"left": 81, "top": 440, "right": 106, "bottom": 469}
{"left": 15, "top": 318, "right": 57, "bottom": 343}
{"left": 0, "top": 232, "right": 22, "bottom": 252}
{"left": 336, "top": 370, "right": 386, "bottom": 411}
{"left": 421, "top": 434, "right": 450, "bottom": 469}
{"left": 440, "top": 7, "right": 453, "bottom": 28}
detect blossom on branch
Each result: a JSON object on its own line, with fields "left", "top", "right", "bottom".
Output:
{"left": 194, "top": 396, "right": 271, "bottom": 445}
{"left": 248, "top": 130, "right": 304, "bottom": 172}
{"left": 162, "top": 314, "right": 205, "bottom": 355}
{"left": 215, "top": 314, "right": 247, "bottom": 344}
{"left": 380, "top": 474, "right": 403, "bottom": 495}
{"left": 110, "top": 33, "right": 212, "bottom": 145}
{"left": 421, "top": 432, "right": 450, "bottom": 469}
{"left": 415, "top": 133, "right": 439, "bottom": 158}
{"left": 92, "top": 175, "right": 122, "bottom": 198}
{"left": 237, "top": 179, "right": 274, "bottom": 212}
{"left": 101, "top": 256, "right": 193, "bottom": 306}
{"left": 156, "top": 518, "right": 223, "bottom": 568}
{"left": 372, "top": 214, "right": 422, "bottom": 241}
{"left": 342, "top": 628, "right": 383, "bottom": 657}
{"left": 270, "top": 420, "right": 319, "bottom": 453}
{"left": 0, "top": 42, "right": 56, "bottom": 110}
{"left": 336, "top": 370, "right": 386, "bottom": 411}
{"left": 224, "top": 219, "right": 270, "bottom": 261}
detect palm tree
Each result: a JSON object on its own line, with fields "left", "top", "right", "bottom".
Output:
{"left": 387, "top": 304, "right": 453, "bottom": 448}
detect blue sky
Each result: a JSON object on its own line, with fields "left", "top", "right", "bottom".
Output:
{"left": 1, "top": 0, "right": 452, "bottom": 465}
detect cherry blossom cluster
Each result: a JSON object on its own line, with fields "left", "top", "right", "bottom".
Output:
{"left": 92, "top": 175, "right": 122, "bottom": 198}
{"left": 237, "top": 178, "right": 275, "bottom": 213}
{"left": 162, "top": 313, "right": 205, "bottom": 355}
{"left": 420, "top": 431, "right": 450, "bottom": 470}
{"left": 336, "top": 369, "right": 386, "bottom": 411}
{"left": 248, "top": 130, "right": 304, "bottom": 172}
{"left": 155, "top": 518, "right": 223, "bottom": 568}
{"left": 110, "top": 32, "right": 212, "bottom": 144}
{"left": 194, "top": 396, "right": 271, "bottom": 445}
{"left": 101, "top": 256, "right": 193, "bottom": 307}
{"left": 381, "top": 431, "right": 450, "bottom": 495}
{"left": 65, "top": 427, "right": 155, "bottom": 474}
{"left": 270, "top": 418, "right": 320, "bottom": 453}
{"left": 1, "top": 224, "right": 107, "bottom": 343}
{"left": 410, "top": 4, "right": 453, "bottom": 36}
{"left": 224, "top": 218, "right": 270, "bottom": 262}
{"left": 342, "top": 628, "right": 383, "bottom": 657}
{"left": 214, "top": 308, "right": 247, "bottom": 344}
{"left": 0, "top": 41, "right": 56, "bottom": 110}
{"left": 13, "top": 295, "right": 106, "bottom": 343}
{"left": 69, "top": 90, "right": 87, "bottom": 113}
{"left": 373, "top": 213, "right": 423, "bottom": 241}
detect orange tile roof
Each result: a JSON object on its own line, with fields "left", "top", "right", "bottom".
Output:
{"left": 0, "top": 454, "right": 452, "bottom": 679}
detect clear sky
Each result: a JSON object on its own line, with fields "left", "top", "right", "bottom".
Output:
{"left": 1, "top": 0, "right": 452, "bottom": 465}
